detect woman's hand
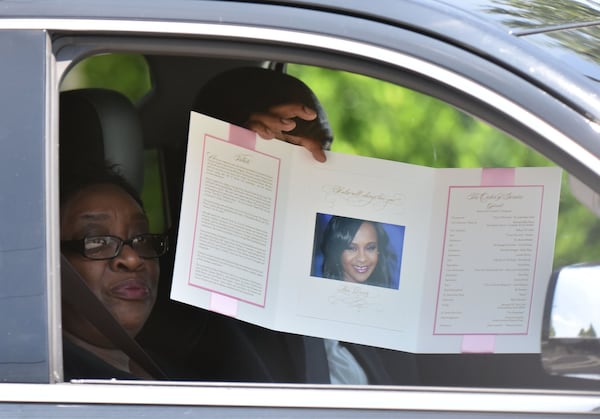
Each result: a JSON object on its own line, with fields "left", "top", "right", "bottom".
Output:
{"left": 246, "top": 103, "right": 327, "bottom": 162}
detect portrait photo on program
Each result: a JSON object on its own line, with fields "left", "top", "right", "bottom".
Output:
{"left": 310, "top": 213, "right": 405, "bottom": 290}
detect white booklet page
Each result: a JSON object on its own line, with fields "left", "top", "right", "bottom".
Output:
{"left": 171, "top": 112, "right": 562, "bottom": 353}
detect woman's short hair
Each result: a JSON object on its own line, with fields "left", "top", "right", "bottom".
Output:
{"left": 60, "top": 162, "right": 143, "bottom": 209}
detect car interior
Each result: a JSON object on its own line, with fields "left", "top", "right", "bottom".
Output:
{"left": 58, "top": 51, "right": 600, "bottom": 390}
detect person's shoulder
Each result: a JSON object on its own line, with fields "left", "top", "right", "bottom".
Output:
{"left": 62, "top": 337, "right": 138, "bottom": 381}
{"left": 344, "top": 342, "right": 420, "bottom": 385}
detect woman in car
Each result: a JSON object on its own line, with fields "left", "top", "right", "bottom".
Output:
{"left": 59, "top": 76, "right": 326, "bottom": 379}
{"left": 60, "top": 165, "right": 167, "bottom": 379}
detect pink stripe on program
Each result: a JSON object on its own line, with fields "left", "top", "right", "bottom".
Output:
{"left": 228, "top": 124, "right": 257, "bottom": 149}
{"left": 210, "top": 292, "right": 239, "bottom": 317}
{"left": 481, "top": 168, "right": 515, "bottom": 186}
{"left": 461, "top": 335, "right": 496, "bottom": 353}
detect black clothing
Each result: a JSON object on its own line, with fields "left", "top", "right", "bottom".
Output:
{"left": 345, "top": 342, "right": 420, "bottom": 385}
{"left": 63, "top": 337, "right": 180, "bottom": 381}
{"left": 140, "top": 259, "right": 420, "bottom": 384}
{"left": 303, "top": 336, "right": 420, "bottom": 385}
{"left": 143, "top": 309, "right": 309, "bottom": 383}
{"left": 140, "top": 299, "right": 420, "bottom": 384}
{"left": 63, "top": 338, "right": 138, "bottom": 381}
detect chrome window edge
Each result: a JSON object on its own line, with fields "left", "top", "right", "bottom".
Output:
{"left": 0, "top": 382, "right": 599, "bottom": 413}
{"left": 44, "top": 29, "right": 64, "bottom": 384}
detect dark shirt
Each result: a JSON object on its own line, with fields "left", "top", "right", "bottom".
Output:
{"left": 63, "top": 337, "right": 138, "bottom": 381}
{"left": 140, "top": 301, "right": 420, "bottom": 384}
{"left": 304, "top": 336, "right": 420, "bottom": 385}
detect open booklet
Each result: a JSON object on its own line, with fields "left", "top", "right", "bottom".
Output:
{"left": 171, "top": 112, "right": 562, "bottom": 354}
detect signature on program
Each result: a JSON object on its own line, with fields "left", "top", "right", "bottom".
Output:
{"left": 322, "top": 184, "right": 405, "bottom": 212}
{"left": 328, "top": 284, "right": 379, "bottom": 311}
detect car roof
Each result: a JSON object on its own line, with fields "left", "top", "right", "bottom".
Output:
{"left": 3, "top": 0, "right": 599, "bottom": 37}
{"left": 3, "top": 0, "right": 599, "bottom": 90}
{"left": 3, "top": 0, "right": 600, "bottom": 122}
{"left": 268, "top": 0, "right": 600, "bottom": 33}
{"left": 268, "top": 0, "right": 600, "bottom": 80}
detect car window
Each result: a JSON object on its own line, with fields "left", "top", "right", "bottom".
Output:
{"left": 61, "top": 53, "right": 152, "bottom": 103}
{"left": 61, "top": 53, "right": 166, "bottom": 233}
{"left": 58, "top": 50, "right": 600, "bottom": 391}
{"left": 287, "top": 64, "right": 600, "bottom": 269}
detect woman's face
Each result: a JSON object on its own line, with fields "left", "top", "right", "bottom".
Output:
{"left": 341, "top": 222, "right": 379, "bottom": 283}
{"left": 61, "top": 183, "right": 159, "bottom": 344}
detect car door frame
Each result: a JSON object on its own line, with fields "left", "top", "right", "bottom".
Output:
{"left": 0, "top": 4, "right": 600, "bottom": 415}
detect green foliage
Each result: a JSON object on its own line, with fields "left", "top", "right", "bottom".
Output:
{"left": 142, "top": 150, "right": 166, "bottom": 234}
{"left": 288, "top": 64, "right": 600, "bottom": 267}
{"left": 61, "top": 53, "right": 151, "bottom": 103}
{"left": 288, "top": 65, "right": 549, "bottom": 167}
{"left": 578, "top": 324, "right": 597, "bottom": 337}
{"left": 60, "top": 54, "right": 163, "bottom": 229}
{"left": 64, "top": 55, "right": 600, "bottom": 267}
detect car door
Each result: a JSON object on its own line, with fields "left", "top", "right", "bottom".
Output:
{"left": 0, "top": 29, "right": 54, "bottom": 384}
{"left": 0, "top": 1, "right": 600, "bottom": 416}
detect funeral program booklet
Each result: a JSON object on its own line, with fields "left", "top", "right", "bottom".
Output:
{"left": 171, "top": 112, "right": 562, "bottom": 354}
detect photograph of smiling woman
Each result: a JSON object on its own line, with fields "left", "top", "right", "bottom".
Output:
{"left": 317, "top": 215, "right": 402, "bottom": 289}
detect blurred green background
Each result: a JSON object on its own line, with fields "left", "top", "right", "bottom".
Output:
{"left": 61, "top": 54, "right": 600, "bottom": 268}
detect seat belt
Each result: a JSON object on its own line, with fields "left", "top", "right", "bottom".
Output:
{"left": 60, "top": 254, "right": 167, "bottom": 379}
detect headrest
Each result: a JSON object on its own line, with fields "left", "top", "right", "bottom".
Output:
{"left": 60, "top": 88, "right": 144, "bottom": 192}
{"left": 192, "top": 67, "right": 333, "bottom": 149}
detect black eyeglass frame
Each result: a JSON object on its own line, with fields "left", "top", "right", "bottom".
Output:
{"left": 61, "top": 233, "right": 169, "bottom": 260}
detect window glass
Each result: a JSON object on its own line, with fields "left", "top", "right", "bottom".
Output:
{"left": 287, "top": 64, "right": 600, "bottom": 269}
{"left": 142, "top": 149, "right": 167, "bottom": 233}
{"left": 61, "top": 53, "right": 152, "bottom": 103}
{"left": 58, "top": 52, "right": 600, "bottom": 390}
{"left": 60, "top": 53, "right": 165, "bottom": 232}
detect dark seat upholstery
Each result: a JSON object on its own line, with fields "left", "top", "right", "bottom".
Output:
{"left": 60, "top": 88, "right": 144, "bottom": 192}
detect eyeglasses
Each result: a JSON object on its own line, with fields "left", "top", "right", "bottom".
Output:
{"left": 61, "top": 234, "right": 168, "bottom": 260}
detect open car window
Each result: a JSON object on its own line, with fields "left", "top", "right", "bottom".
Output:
{"left": 57, "top": 40, "right": 600, "bottom": 392}
{"left": 287, "top": 64, "right": 600, "bottom": 269}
